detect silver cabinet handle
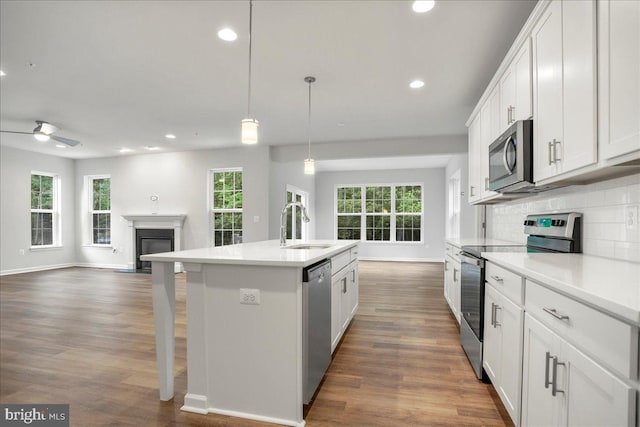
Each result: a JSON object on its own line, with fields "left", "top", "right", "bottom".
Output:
{"left": 352, "top": 270, "right": 356, "bottom": 283}
{"left": 494, "top": 305, "right": 501, "bottom": 327}
{"left": 511, "top": 106, "right": 516, "bottom": 123}
{"left": 552, "top": 139, "right": 562, "bottom": 162}
{"left": 543, "top": 307, "right": 570, "bottom": 321}
{"left": 490, "top": 302, "right": 495, "bottom": 327}
{"left": 490, "top": 275, "right": 503, "bottom": 283}
{"left": 484, "top": 177, "right": 489, "bottom": 191}
{"left": 551, "top": 356, "right": 565, "bottom": 396}
{"left": 342, "top": 277, "right": 347, "bottom": 294}
{"left": 453, "top": 268, "right": 458, "bottom": 282}
{"left": 545, "top": 351, "right": 553, "bottom": 389}
{"left": 548, "top": 141, "right": 555, "bottom": 165}
{"left": 444, "top": 260, "right": 449, "bottom": 271}
{"left": 470, "top": 185, "right": 475, "bottom": 197}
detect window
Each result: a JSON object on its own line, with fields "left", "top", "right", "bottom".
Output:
{"left": 31, "top": 172, "right": 60, "bottom": 247}
{"left": 89, "top": 176, "right": 111, "bottom": 245}
{"left": 211, "top": 168, "right": 243, "bottom": 246}
{"left": 335, "top": 184, "right": 423, "bottom": 243}
{"left": 447, "top": 170, "right": 461, "bottom": 239}
{"left": 285, "top": 185, "right": 308, "bottom": 240}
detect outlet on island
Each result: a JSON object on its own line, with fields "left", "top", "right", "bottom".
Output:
{"left": 239, "top": 288, "right": 260, "bottom": 305}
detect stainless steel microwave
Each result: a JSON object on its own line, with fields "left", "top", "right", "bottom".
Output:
{"left": 488, "top": 119, "right": 534, "bottom": 193}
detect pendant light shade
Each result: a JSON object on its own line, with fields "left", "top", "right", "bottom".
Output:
{"left": 241, "top": 0, "right": 258, "bottom": 145}
{"left": 241, "top": 118, "right": 258, "bottom": 145}
{"left": 304, "top": 76, "right": 316, "bottom": 175}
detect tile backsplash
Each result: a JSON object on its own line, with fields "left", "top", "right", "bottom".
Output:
{"left": 487, "top": 173, "right": 640, "bottom": 263}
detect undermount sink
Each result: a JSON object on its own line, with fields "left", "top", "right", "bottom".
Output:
{"left": 285, "top": 244, "right": 332, "bottom": 250}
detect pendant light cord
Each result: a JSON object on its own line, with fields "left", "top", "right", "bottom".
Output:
{"left": 307, "top": 80, "right": 312, "bottom": 159}
{"left": 247, "top": 0, "right": 253, "bottom": 117}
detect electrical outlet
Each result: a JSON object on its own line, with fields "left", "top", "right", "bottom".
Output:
{"left": 625, "top": 205, "right": 638, "bottom": 230}
{"left": 240, "top": 288, "right": 260, "bottom": 305}
{"left": 253, "top": 216, "right": 260, "bottom": 223}
{"left": 19, "top": 249, "right": 25, "bottom": 256}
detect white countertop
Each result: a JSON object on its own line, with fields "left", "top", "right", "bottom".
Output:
{"left": 446, "top": 237, "right": 524, "bottom": 248}
{"left": 482, "top": 252, "right": 640, "bottom": 325}
{"left": 140, "top": 239, "right": 359, "bottom": 267}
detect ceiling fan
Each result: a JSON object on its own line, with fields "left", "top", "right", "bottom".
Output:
{"left": 0, "top": 120, "right": 81, "bottom": 147}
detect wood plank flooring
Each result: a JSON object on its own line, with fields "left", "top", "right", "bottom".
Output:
{"left": 0, "top": 262, "right": 512, "bottom": 426}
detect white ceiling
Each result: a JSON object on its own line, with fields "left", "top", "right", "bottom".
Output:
{"left": 0, "top": 0, "right": 536, "bottom": 160}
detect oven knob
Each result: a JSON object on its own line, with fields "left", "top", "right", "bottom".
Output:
{"left": 524, "top": 220, "right": 535, "bottom": 226}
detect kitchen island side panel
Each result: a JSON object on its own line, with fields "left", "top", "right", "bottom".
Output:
{"left": 200, "top": 264, "right": 304, "bottom": 424}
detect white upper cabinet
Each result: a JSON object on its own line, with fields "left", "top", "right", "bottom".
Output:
{"left": 479, "top": 87, "right": 500, "bottom": 199}
{"left": 532, "top": 0, "right": 597, "bottom": 183}
{"left": 500, "top": 40, "right": 533, "bottom": 133}
{"left": 598, "top": 0, "right": 640, "bottom": 162}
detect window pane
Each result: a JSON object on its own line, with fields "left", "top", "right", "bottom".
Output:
{"left": 396, "top": 215, "right": 421, "bottom": 242}
{"left": 365, "top": 186, "right": 391, "bottom": 213}
{"left": 396, "top": 185, "right": 422, "bottom": 213}
{"left": 93, "top": 178, "right": 111, "bottom": 210}
{"left": 365, "top": 214, "right": 390, "bottom": 241}
{"left": 31, "top": 175, "right": 54, "bottom": 210}
{"left": 337, "top": 215, "right": 361, "bottom": 240}
{"left": 31, "top": 212, "right": 53, "bottom": 246}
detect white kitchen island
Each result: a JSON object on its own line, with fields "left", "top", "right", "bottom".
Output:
{"left": 141, "top": 240, "right": 359, "bottom": 427}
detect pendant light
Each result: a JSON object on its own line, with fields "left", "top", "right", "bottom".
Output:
{"left": 304, "top": 76, "right": 316, "bottom": 175}
{"left": 241, "top": 0, "right": 258, "bottom": 145}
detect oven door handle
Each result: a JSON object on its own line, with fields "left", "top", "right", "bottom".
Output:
{"left": 460, "top": 253, "right": 482, "bottom": 266}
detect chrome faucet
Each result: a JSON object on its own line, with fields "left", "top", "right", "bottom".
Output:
{"left": 280, "top": 201, "right": 310, "bottom": 246}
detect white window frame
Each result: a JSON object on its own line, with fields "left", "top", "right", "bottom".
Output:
{"left": 208, "top": 167, "right": 243, "bottom": 247}
{"left": 447, "top": 170, "right": 461, "bottom": 239}
{"left": 285, "top": 184, "right": 309, "bottom": 241}
{"left": 30, "top": 171, "right": 61, "bottom": 249}
{"left": 87, "top": 175, "right": 112, "bottom": 246}
{"left": 334, "top": 183, "right": 424, "bottom": 244}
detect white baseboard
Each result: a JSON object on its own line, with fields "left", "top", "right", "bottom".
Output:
{"left": 0, "top": 263, "right": 76, "bottom": 276}
{"left": 205, "top": 406, "right": 305, "bottom": 427}
{"left": 73, "top": 263, "right": 128, "bottom": 270}
{"left": 358, "top": 257, "right": 444, "bottom": 263}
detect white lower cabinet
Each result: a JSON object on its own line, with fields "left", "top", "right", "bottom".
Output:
{"left": 483, "top": 283, "right": 524, "bottom": 425}
{"left": 522, "top": 314, "right": 635, "bottom": 427}
{"left": 444, "top": 244, "right": 461, "bottom": 324}
{"left": 331, "top": 251, "right": 359, "bottom": 354}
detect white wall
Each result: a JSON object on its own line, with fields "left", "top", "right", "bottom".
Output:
{"left": 73, "top": 146, "right": 271, "bottom": 269}
{"left": 0, "top": 146, "right": 77, "bottom": 274}
{"left": 268, "top": 159, "right": 316, "bottom": 240}
{"left": 486, "top": 173, "right": 640, "bottom": 262}
{"left": 315, "top": 168, "right": 446, "bottom": 262}
{"left": 445, "top": 153, "right": 479, "bottom": 239}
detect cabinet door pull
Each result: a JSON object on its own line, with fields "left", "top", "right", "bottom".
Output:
{"left": 511, "top": 106, "right": 516, "bottom": 123}
{"left": 444, "top": 260, "right": 449, "bottom": 271}
{"left": 470, "top": 185, "right": 476, "bottom": 197}
{"left": 490, "top": 302, "right": 496, "bottom": 326}
{"left": 453, "top": 268, "right": 458, "bottom": 282}
{"left": 552, "top": 139, "right": 562, "bottom": 162}
{"left": 548, "top": 141, "right": 555, "bottom": 165}
{"left": 551, "top": 356, "right": 565, "bottom": 396}
{"left": 352, "top": 270, "right": 356, "bottom": 282}
{"left": 543, "top": 307, "right": 570, "bottom": 321}
{"left": 490, "top": 275, "right": 503, "bottom": 283}
{"left": 484, "top": 177, "right": 489, "bottom": 191}
{"left": 544, "top": 351, "right": 553, "bottom": 389}
{"left": 342, "top": 278, "right": 347, "bottom": 294}
{"left": 494, "top": 305, "right": 501, "bottom": 327}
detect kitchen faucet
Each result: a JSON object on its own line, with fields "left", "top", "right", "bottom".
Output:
{"left": 280, "top": 201, "right": 310, "bottom": 246}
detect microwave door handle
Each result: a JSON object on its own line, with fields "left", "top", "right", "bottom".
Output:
{"left": 502, "top": 138, "right": 514, "bottom": 174}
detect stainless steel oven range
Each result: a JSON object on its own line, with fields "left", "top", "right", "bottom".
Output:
{"left": 459, "top": 212, "right": 582, "bottom": 381}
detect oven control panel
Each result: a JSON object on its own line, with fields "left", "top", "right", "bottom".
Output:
{"left": 523, "top": 212, "right": 581, "bottom": 239}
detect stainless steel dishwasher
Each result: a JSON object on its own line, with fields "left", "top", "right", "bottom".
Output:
{"left": 302, "top": 259, "right": 332, "bottom": 404}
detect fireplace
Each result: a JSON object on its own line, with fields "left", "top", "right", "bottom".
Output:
{"left": 136, "top": 229, "right": 174, "bottom": 272}
{"left": 121, "top": 214, "right": 186, "bottom": 273}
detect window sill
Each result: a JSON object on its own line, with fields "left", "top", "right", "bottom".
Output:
{"left": 82, "top": 244, "right": 114, "bottom": 249}
{"left": 30, "top": 245, "right": 63, "bottom": 252}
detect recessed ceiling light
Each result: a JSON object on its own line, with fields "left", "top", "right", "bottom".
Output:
{"left": 55, "top": 144, "right": 66, "bottom": 148}
{"left": 119, "top": 148, "right": 133, "bottom": 153}
{"left": 412, "top": 1, "right": 435, "bottom": 13}
{"left": 144, "top": 146, "right": 160, "bottom": 151}
{"left": 410, "top": 80, "right": 425, "bottom": 89}
{"left": 165, "top": 134, "right": 176, "bottom": 139}
{"left": 0, "top": 70, "right": 5, "bottom": 77}
{"left": 218, "top": 28, "right": 238, "bottom": 41}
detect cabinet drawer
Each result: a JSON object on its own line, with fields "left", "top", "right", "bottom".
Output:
{"left": 486, "top": 262, "right": 524, "bottom": 305}
{"left": 331, "top": 250, "right": 351, "bottom": 276}
{"left": 525, "top": 279, "right": 637, "bottom": 380}
{"left": 445, "top": 244, "right": 461, "bottom": 263}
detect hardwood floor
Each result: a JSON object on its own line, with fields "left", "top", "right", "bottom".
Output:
{"left": 0, "top": 262, "right": 512, "bottom": 426}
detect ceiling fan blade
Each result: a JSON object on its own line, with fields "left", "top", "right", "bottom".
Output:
{"left": 51, "top": 135, "right": 81, "bottom": 147}
{"left": 0, "top": 130, "right": 33, "bottom": 135}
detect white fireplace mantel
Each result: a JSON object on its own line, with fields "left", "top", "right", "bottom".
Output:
{"left": 122, "top": 214, "right": 186, "bottom": 272}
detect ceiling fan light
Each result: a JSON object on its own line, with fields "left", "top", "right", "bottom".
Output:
{"left": 33, "top": 132, "right": 50, "bottom": 142}
{"left": 241, "top": 118, "right": 259, "bottom": 145}
{"left": 304, "top": 158, "right": 315, "bottom": 175}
